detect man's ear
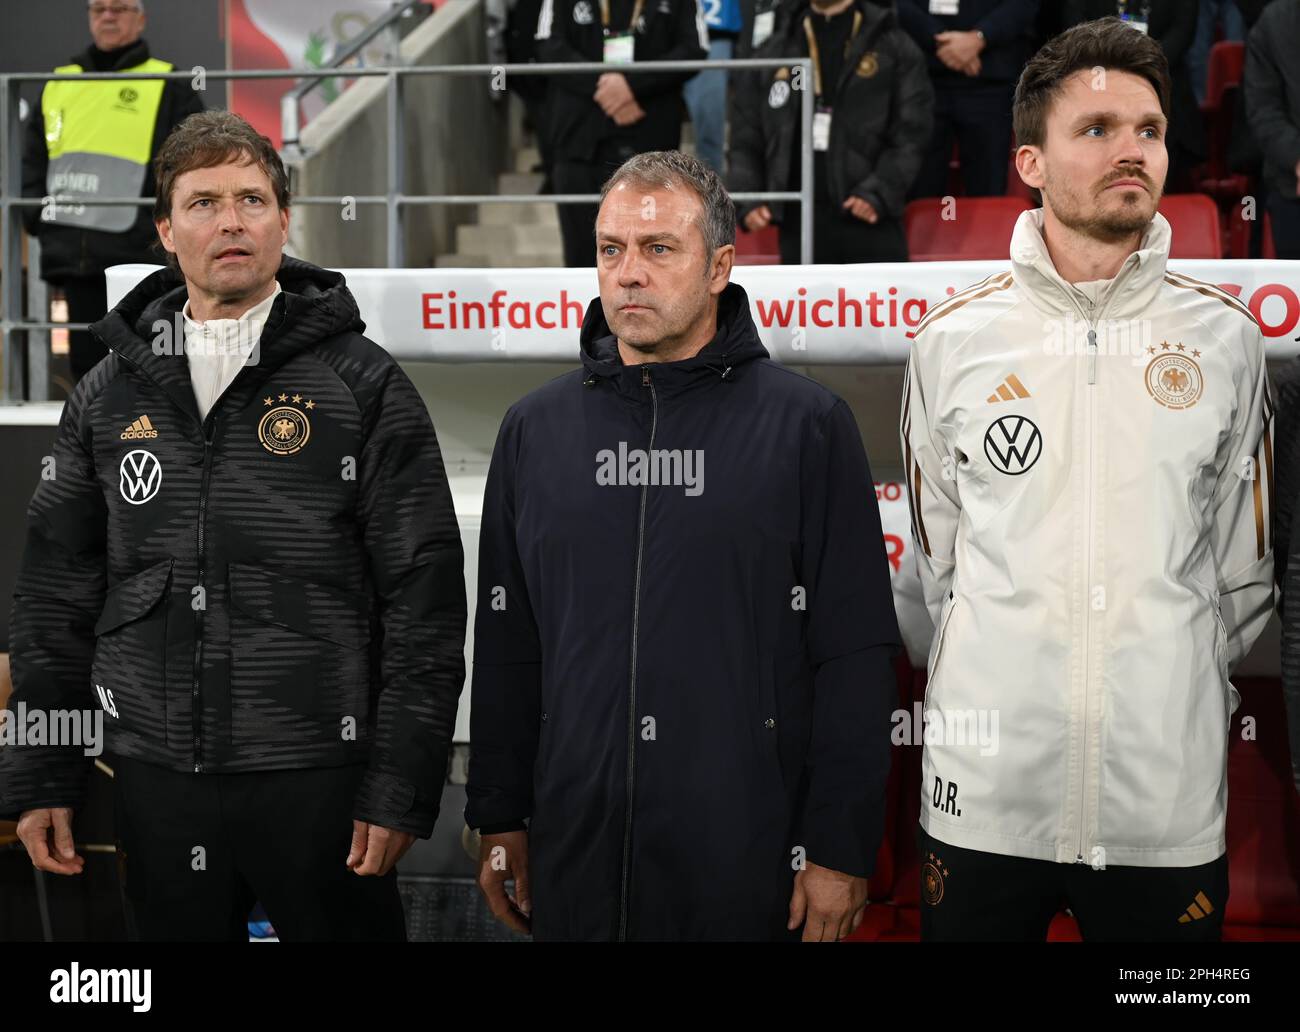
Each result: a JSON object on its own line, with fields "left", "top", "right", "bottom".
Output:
{"left": 155, "top": 216, "right": 175, "bottom": 254}
{"left": 279, "top": 206, "right": 289, "bottom": 246}
{"left": 709, "top": 244, "right": 734, "bottom": 296}
{"left": 1015, "top": 144, "right": 1045, "bottom": 191}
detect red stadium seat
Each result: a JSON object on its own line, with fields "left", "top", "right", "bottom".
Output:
{"left": 1159, "top": 194, "right": 1223, "bottom": 258}
{"left": 1202, "top": 41, "right": 1245, "bottom": 114}
{"left": 734, "top": 223, "right": 780, "bottom": 265}
{"left": 903, "top": 197, "right": 1033, "bottom": 261}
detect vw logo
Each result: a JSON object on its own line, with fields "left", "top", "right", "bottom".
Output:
{"left": 119, "top": 448, "right": 162, "bottom": 504}
{"left": 983, "top": 415, "right": 1042, "bottom": 476}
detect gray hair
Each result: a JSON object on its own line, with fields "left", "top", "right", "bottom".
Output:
{"left": 598, "top": 150, "right": 736, "bottom": 260}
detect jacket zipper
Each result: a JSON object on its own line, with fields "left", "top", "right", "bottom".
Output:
{"left": 618, "top": 365, "right": 657, "bottom": 940}
{"left": 192, "top": 415, "right": 217, "bottom": 772}
{"left": 107, "top": 345, "right": 216, "bottom": 775}
{"left": 1069, "top": 271, "right": 1128, "bottom": 863}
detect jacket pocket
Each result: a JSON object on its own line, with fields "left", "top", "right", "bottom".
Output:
{"left": 227, "top": 562, "right": 371, "bottom": 746}
{"left": 922, "top": 591, "right": 958, "bottom": 710}
{"left": 91, "top": 558, "right": 173, "bottom": 739}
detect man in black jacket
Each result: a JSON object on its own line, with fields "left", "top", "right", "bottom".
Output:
{"left": 0, "top": 111, "right": 466, "bottom": 940}
{"left": 22, "top": 0, "right": 204, "bottom": 382}
{"left": 466, "top": 150, "right": 901, "bottom": 940}
{"left": 1244, "top": 0, "right": 1300, "bottom": 259}
{"left": 897, "top": 0, "right": 1039, "bottom": 198}
{"left": 728, "top": 0, "right": 933, "bottom": 263}
{"left": 535, "top": 0, "right": 709, "bottom": 266}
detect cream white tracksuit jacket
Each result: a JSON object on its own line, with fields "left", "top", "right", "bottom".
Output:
{"left": 900, "top": 209, "right": 1275, "bottom": 867}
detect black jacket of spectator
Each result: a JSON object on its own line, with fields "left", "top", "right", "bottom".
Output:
{"left": 728, "top": 0, "right": 933, "bottom": 224}
{"left": 1061, "top": 3, "right": 1206, "bottom": 173}
{"left": 21, "top": 38, "right": 204, "bottom": 284}
{"left": 534, "top": 0, "right": 708, "bottom": 162}
{"left": 896, "top": 0, "right": 1040, "bottom": 84}
{"left": 1243, "top": 0, "right": 1300, "bottom": 201}
{"left": 465, "top": 282, "right": 901, "bottom": 939}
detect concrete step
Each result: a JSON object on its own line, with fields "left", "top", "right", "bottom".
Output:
{"left": 456, "top": 221, "right": 562, "bottom": 255}
{"left": 514, "top": 146, "right": 543, "bottom": 173}
{"left": 498, "top": 171, "right": 545, "bottom": 195}
{"left": 435, "top": 252, "right": 565, "bottom": 268}
{"left": 478, "top": 200, "right": 559, "bottom": 226}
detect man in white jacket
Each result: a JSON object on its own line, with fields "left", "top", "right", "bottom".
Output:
{"left": 900, "top": 17, "right": 1274, "bottom": 941}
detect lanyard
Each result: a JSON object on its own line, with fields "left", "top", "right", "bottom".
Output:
{"left": 802, "top": 9, "right": 863, "bottom": 101}
{"left": 600, "top": 0, "right": 647, "bottom": 34}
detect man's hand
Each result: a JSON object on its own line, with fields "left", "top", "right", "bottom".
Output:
{"left": 346, "top": 820, "right": 415, "bottom": 876}
{"left": 935, "top": 30, "right": 985, "bottom": 73}
{"left": 608, "top": 98, "right": 647, "bottom": 127}
{"left": 744, "top": 205, "right": 774, "bottom": 232}
{"left": 787, "top": 860, "right": 869, "bottom": 941}
{"left": 476, "top": 830, "right": 531, "bottom": 934}
{"left": 962, "top": 55, "right": 982, "bottom": 77}
{"left": 843, "top": 195, "right": 879, "bottom": 224}
{"left": 594, "top": 73, "right": 637, "bottom": 117}
{"left": 17, "top": 807, "right": 84, "bottom": 875}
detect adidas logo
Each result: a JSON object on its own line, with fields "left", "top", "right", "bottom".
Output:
{"left": 120, "top": 415, "right": 158, "bottom": 440}
{"left": 1177, "top": 890, "right": 1215, "bottom": 923}
{"left": 986, "top": 374, "right": 1031, "bottom": 404}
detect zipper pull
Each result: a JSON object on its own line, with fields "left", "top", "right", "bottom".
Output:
{"left": 641, "top": 367, "right": 651, "bottom": 387}
{"left": 1087, "top": 328, "right": 1097, "bottom": 385}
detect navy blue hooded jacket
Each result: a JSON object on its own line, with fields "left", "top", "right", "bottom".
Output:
{"left": 465, "top": 281, "right": 901, "bottom": 940}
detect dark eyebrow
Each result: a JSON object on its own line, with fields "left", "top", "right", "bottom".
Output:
{"left": 184, "top": 185, "right": 271, "bottom": 201}
{"left": 595, "top": 230, "right": 685, "bottom": 246}
{"left": 1072, "top": 110, "right": 1169, "bottom": 130}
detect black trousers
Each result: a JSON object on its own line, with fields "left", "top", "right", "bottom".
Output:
{"left": 919, "top": 824, "right": 1229, "bottom": 942}
{"left": 552, "top": 140, "right": 639, "bottom": 268}
{"left": 778, "top": 202, "right": 908, "bottom": 264}
{"left": 59, "top": 275, "right": 110, "bottom": 383}
{"left": 910, "top": 81, "right": 1016, "bottom": 200}
{"left": 112, "top": 756, "right": 407, "bottom": 942}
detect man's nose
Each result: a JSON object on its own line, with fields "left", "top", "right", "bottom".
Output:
{"left": 217, "top": 201, "right": 246, "bottom": 233}
{"left": 616, "top": 249, "right": 647, "bottom": 286}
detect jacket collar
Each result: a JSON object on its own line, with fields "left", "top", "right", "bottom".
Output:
{"left": 579, "top": 281, "right": 769, "bottom": 400}
{"left": 75, "top": 38, "right": 151, "bottom": 71}
{"left": 92, "top": 255, "right": 363, "bottom": 430}
{"left": 1009, "top": 207, "right": 1171, "bottom": 319}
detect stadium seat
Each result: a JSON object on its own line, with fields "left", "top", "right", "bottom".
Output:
{"left": 904, "top": 197, "right": 1033, "bottom": 261}
{"left": 1202, "top": 41, "right": 1245, "bottom": 114}
{"left": 1159, "top": 194, "right": 1223, "bottom": 258}
{"left": 734, "top": 224, "right": 780, "bottom": 266}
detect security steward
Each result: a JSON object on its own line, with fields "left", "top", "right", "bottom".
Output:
{"left": 728, "top": 0, "right": 933, "bottom": 263}
{"left": 22, "top": 0, "right": 203, "bottom": 382}
{"left": 534, "top": 0, "right": 709, "bottom": 266}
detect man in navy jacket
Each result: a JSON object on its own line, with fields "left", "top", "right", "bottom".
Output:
{"left": 466, "top": 150, "right": 901, "bottom": 940}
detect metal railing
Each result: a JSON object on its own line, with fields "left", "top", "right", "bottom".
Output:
{"left": 1, "top": 57, "right": 815, "bottom": 402}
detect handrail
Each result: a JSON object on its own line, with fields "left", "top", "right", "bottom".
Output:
{"left": 1, "top": 57, "right": 816, "bottom": 401}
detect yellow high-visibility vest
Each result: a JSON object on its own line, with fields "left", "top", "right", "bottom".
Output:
{"left": 41, "top": 57, "right": 171, "bottom": 232}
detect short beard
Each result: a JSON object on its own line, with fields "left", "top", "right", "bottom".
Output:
{"left": 1045, "top": 169, "right": 1160, "bottom": 244}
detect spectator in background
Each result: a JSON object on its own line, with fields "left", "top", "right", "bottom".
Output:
{"left": 535, "top": 0, "right": 709, "bottom": 266}
{"left": 1062, "top": 2, "right": 1205, "bottom": 192}
{"left": 729, "top": 0, "right": 933, "bottom": 263}
{"left": 501, "top": 0, "right": 555, "bottom": 190}
{"left": 1244, "top": 0, "right": 1300, "bottom": 258}
{"left": 21, "top": 0, "right": 203, "bottom": 383}
{"left": 897, "top": 0, "right": 1039, "bottom": 199}
{"left": 683, "top": 0, "right": 743, "bottom": 175}
{"left": 1188, "top": 0, "right": 1244, "bottom": 106}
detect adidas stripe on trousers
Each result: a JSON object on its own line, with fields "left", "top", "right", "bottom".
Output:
{"left": 918, "top": 824, "right": 1229, "bottom": 942}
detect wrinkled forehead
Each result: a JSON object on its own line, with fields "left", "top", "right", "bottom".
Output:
{"left": 596, "top": 180, "right": 703, "bottom": 244}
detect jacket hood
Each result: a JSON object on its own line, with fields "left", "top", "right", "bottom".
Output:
{"left": 91, "top": 255, "right": 364, "bottom": 427}
{"left": 578, "top": 280, "right": 769, "bottom": 397}
{"left": 1009, "top": 207, "right": 1172, "bottom": 319}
